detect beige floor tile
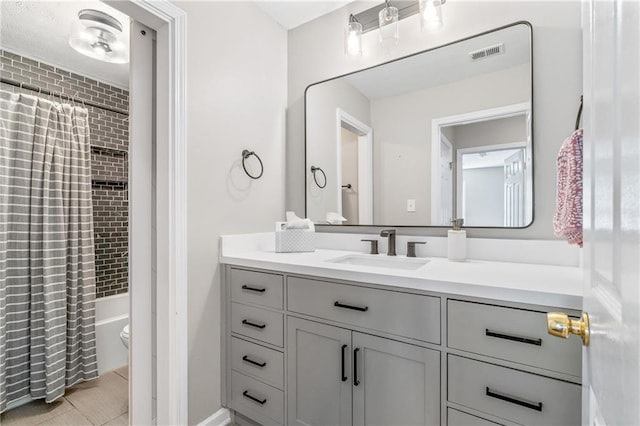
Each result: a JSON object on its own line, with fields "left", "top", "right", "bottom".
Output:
{"left": 102, "top": 412, "right": 129, "bottom": 426}
{"left": 38, "top": 407, "right": 93, "bottom": 425}
{"left": 1, "top": 398, "right": 73, "bottom": 426}
{"left": 113, "top": 365, "right": 129, "bottom": 381}
{"left": 64, "top": 372, "right": 129, "bottom": 426}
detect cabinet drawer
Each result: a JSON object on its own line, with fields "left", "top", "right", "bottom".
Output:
{"left": 231, "top": 371, "right": 284, "bottom": 425}
{"left": 448, "top": 355, "right": 581, "bottom": 426}
{"left": 288, "top": 276, "right": 440, "bottom": 344}
{"left": 231, "top": 337, "right": 284, "bottom": 389}
{"left": 448, "top": 300, "right": 581, "bottom": 377}
{"left": 232, "top": 303, "right": 284, "bottom": 347}
{"left": 448, "top": 409, "right": 503, "bottom": 426}
{"left": 231, "top": 268, "right": 284, "bottom": 309}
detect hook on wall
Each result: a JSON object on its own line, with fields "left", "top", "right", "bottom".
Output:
{"left": 241, "top": 149, "right": 264, "bottom": 179}
{"left": 310, "top": 166, "right": 327, "bottom": 188}
{"left": 575, "top": 95, "right": 583, "bottom": 131}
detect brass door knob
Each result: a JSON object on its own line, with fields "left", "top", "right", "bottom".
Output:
{"left": 547, "top": 312, "right": 590, "bottom": 346}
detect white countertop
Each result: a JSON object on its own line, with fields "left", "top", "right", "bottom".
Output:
{"left": 220, "top": 246, "right": 583, "bottom": 310}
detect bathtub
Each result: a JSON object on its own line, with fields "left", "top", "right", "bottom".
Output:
{"left": 95, "top": 293, "right": 129, "bottom": 375}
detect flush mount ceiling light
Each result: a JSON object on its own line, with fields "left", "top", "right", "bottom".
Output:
{"left": 69, "top": 9, "right": 129, "bottom": 64}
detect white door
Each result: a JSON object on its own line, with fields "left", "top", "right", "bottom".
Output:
{"left": 439, "top": 136, "right": 453, "bottom": 225}
{"left": 581, "top": 1, "right": 640, "bottom": 425}
{"left": 503, "top": 150, "right": 525, "bottom": 227}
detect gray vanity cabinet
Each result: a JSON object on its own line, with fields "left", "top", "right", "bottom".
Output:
{"left": 287, "top": 317, "right": 352, "bottom": 426}
{"left": 287, "top": 317, "right": 440, "bottom": 426}
{"left": 352, "top": 332, "right": 440, "bottom": 426}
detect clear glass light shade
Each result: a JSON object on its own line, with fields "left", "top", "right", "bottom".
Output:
{"left": 345, "top": 21, "right": 363, "bottom": 57}
{"left": 419, "top": 0, "right": 444, "bottom": 31}
{"left": 69, "top": 11, "right": 129, "bottom": 64}
{"left": 378, "top": 5, "right": 399, "bottom": 47}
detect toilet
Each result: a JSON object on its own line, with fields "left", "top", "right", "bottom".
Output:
{"left": 120, "top": 323, "right": 129, "bottom": 349}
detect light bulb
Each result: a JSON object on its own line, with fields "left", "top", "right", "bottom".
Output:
{"left": 378, "top": 3, "right": 399, "bottom": 48}
{"left": 345, "top": 19, "right": 363, "bottom": 57}
{"left": 420, "top": 0, "right": 444, "bottom": 32}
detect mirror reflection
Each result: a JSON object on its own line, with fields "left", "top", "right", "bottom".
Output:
{"left": 306, "top": 22, "right": 532, "bottom": 227}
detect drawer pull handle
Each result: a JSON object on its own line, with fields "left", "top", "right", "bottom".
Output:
{"left": 242, "top": 319, "right": 266, "bottom": 329}
{"left": 242, "top": 284, "right": 266, "bottom": 293}
{"left": 485, "top": 329, "right": 542, "bottom": 346}
{"left": 486, "top": 387, "right": 543, "bottom": 412}
{"left": 341, "top": 344, "right": 348, "bottom": 382}
{"left": 242, "top": 390, "right": 267, "bottom": 405}
{"left": 334, "top": 301, "right": 369, "bottom": 312}
{"left": 242, "top": 355, "right": 267, "bottom": 368}
{"left": 353, "top": 348, "right": 360, "bottom": 386}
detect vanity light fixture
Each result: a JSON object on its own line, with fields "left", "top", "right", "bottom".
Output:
{"left": 419, "top": 0, "right": 446, "bottom": 32}
{"left": 69, "top": 9, "right": 129, "bottom": 64}
{"left": 345, "top": 14, "right": 363, "bottom": 57}
{"left": 378, "top": 0, "right": 400, "bottom": 47}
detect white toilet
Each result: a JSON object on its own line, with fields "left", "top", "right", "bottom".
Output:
{"left": 120, "top": 323, "right": 130, "bottom": 349}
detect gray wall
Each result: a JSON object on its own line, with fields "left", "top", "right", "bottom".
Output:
{"left": 180, "top": 2, "right": 288, "bottom": 424}
{"left": 287, "top": 1, "right": 582, "bottom": 238}
{"left": 463, "top": 167, "right": 505, "bottom": 226}
{"left": 370, "top": 64, "right": 528, "bottom": 225}
{"left": 450, "top": 115, "right": 528, "bottom": 150}
{"left": 306, "top": 78, "right": 370, "bottom": 222}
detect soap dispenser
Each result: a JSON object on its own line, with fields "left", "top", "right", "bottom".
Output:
{"left": 448, "top": 218, "right": 466, "bottom": 261}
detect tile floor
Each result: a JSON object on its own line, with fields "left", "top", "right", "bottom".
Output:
{"left": 1, "top": 366, "right": 129, "bottom": 426}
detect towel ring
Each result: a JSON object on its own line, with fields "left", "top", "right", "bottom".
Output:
{"left": 242, "top": 150, "right": 264, "bottom": 179}
{"left": 310, "top": 166, "right": 327, "bottom": 189}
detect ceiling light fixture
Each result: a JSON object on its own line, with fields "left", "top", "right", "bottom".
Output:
{"left": 378, "top": 0, "right": 399, "bottom": 47}
{"left": 69, "top": 9, "right": 129, "bottom": 64}
{"left": 345, "top": 14, "right": 363, "bottom": 57}
{"left": 419, "top": 0, "right": 446, "bottom": 32}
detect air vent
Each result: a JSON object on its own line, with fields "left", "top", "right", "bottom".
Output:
{"left": 469, "top": 43, "right": 505, "bottom": 61}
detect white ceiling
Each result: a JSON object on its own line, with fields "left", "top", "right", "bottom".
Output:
{"left": 1, "top": 1, "right": 130, "bottom": 89}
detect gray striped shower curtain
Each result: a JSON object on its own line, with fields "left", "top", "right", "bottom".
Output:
{"left": 0, "top": 90, "right": 98, "bottom": 413}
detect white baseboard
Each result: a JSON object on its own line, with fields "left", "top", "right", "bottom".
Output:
{"left": 198, "top": 407, "right": 231, "bottom": 426}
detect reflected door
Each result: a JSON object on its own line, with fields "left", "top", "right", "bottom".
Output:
{"left": 503, "top": 150, "right": 525, "bottom": 227}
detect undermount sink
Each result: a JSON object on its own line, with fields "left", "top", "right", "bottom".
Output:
{"left": 328, "top": 254, "right": 430, "bottom": 271}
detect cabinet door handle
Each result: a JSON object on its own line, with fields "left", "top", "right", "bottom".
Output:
{"left": 242, "top": 355, "right": 267, "bottom": 368}
{"left": 242, "top": 319, "right": 266, "bottom": 329}
{"left": 341, "top": 344, "right": 348, "bottom": 382}
{"left": 485, "top": 387, "right": 543, "bottom": 412}
{"left": 242, "top": 390, "right": 267, "bottom": 405}
{"left": 353, "top": 348, "right": 360, "bottom": 386}
{"left": 485, "top": 329, "right": 542, "bottom": 346}
{"left": 334, "top": 301, "right": 369, "bottom": 312}
{"left": 242, "top": 284, "right": 266, "bottom": 293}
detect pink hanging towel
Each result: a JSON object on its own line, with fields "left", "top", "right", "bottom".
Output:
{"left": 554, "top": 128, "right": 583, "bottom": 247}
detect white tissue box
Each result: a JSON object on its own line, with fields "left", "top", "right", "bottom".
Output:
{"left": 275, "top": 223, "right": 315, "bottom": 253}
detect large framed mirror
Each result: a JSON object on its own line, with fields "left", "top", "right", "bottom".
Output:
{"left": 305, "top": 22, "right": 533, "bottom": 228}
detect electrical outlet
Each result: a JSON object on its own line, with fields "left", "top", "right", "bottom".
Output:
{"left": 407, "top": 199, "right": 416, "bottom": 212}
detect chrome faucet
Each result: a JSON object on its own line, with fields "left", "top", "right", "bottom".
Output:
{"left": 379, "top": 229, "right": 396, "bottom": 256}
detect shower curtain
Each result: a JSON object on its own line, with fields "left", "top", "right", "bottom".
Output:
{"left": 0, "top": 90, "right": 98, "bottom": 413}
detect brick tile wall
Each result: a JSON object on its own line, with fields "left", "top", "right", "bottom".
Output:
{"left": 1, "top": 49, "right": 130, "bottom": 298}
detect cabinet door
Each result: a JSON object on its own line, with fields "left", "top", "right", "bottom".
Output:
{"left": 287, "top": 317, "right": 352, "bottom": 426}
{"left": 352, "top": 332, "right": 440, "bottom": 426}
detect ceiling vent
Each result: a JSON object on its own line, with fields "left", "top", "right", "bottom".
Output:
{"left": 469, "top": 43, "right": 505, "bottom": 61}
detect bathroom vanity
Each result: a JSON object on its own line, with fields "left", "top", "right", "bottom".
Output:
{"left": 220, "top": 238, "right": 583, "bottom": 426}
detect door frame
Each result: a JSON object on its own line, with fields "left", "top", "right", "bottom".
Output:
{"left": 105, "top": 1, "right": 187, "bottom": 425}
{"left": 430, "top": 102, "right": 531, "bottom": 225}
{"left": 336, "top": 108, "right": 373, "bottom": 224}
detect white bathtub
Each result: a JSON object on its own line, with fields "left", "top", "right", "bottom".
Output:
{"left": 95, "top": 293, "right": 129, "bottom": 375}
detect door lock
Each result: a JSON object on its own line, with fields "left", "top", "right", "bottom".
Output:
{"left": 547, "top": 312, "right": 590, "bottom": 346}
